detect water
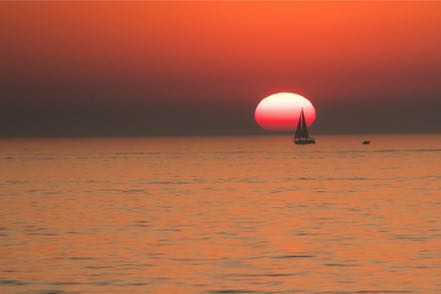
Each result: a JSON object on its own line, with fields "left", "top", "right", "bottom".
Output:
{"left": 0, "top": 135, "right": 440, "bottom": 293}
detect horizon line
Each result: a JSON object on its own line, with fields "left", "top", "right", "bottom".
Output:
{"left": 0, "top": 131, "right": 440, "bottom": 140}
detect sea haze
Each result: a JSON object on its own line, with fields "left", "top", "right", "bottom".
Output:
{"left": 0, "top": 135, "right": 440, "bottom": 293}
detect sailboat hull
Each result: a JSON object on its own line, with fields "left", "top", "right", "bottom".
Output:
{"left": 294, "top": 138, "right": 315, "bottom": 145}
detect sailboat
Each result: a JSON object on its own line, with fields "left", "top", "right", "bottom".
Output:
{"left": 293, "top": 108, "right": 315, "bottom": 145}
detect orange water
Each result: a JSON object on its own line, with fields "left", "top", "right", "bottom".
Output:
{"left": 0, "top": 135, "right": 440, "bottom": 293}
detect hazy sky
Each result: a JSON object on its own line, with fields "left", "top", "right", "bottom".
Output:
{"left": 1, "top": 2, "right": 440, "bottom": 137}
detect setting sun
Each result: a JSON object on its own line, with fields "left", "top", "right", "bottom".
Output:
{"left": 255, "top": 92, "right": 316, "bottom": 131}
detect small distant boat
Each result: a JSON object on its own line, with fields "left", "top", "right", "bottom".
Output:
{"left": 293, "top": 108, "right": 315, "bottom": 145}
{"left": 362, "top": 140, "right": 371, "bottom": 145}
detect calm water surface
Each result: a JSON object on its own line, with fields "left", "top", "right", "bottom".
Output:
{"left": 0, "top": 135, "right": 440, "bottom": 293}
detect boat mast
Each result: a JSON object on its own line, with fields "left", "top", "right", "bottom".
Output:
{"left": 300, "top": 109, "right": 309, "bottom": 139}
{"left": 294, "top": 110, "right": 303, "bottom": 139}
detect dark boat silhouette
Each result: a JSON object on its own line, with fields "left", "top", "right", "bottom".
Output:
{"left": 293, "top": 108, "right": 315, "bottom": 145}
{"left": 363, "top": 140, "right": 371, "bottom": 145}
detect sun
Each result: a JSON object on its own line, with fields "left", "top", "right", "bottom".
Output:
{"left": 255, "top": 92, "right": 316, "bottom": 131}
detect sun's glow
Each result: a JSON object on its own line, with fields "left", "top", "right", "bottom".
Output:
{"left": 254, "top": 92, "right": 316, "bottom": 131}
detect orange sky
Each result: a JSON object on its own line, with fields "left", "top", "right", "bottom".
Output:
{"left": 1, "top": 2, "right": 441, "bottom": 135}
